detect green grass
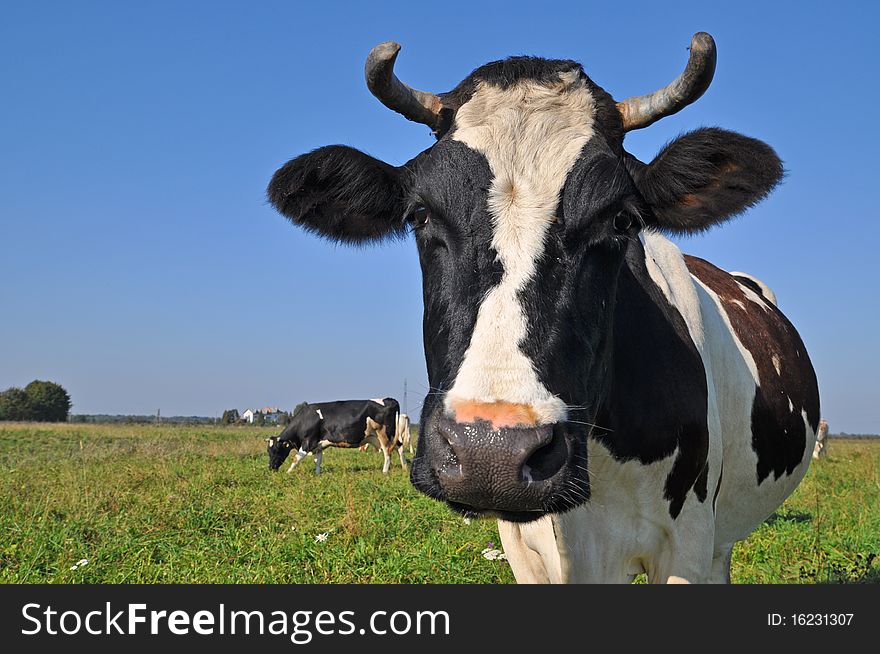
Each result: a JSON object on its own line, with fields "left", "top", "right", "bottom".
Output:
{"left": 0, "top": 422, "right": 876, "bottom": 583}
{"left": 730, "top": 438, "right": 879, "bottom": 583}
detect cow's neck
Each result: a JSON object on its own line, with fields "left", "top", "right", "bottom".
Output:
{"left": 592, "top": 233, "right": 711, "bottom": 518}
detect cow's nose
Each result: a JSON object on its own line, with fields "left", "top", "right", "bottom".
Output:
{"left": 434, "top": 413, "right": 568, "bottom": 512}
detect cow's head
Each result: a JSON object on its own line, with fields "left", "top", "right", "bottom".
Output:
{"left": 267, "top": 34, "right": 782, "bottom": 520}
{"left": 266, "top": 435, "right": 297, "bottom": 471}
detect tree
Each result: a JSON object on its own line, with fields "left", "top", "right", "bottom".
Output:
{"left": 221, "top": 409, "right": 240, "bottom": 425}
{"left": 0, "top": 388, "right": 34, "bottom": 421}
{"left": 24, "top": 380, "right": 72, "bottom": 422}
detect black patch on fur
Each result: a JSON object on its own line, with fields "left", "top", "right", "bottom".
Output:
{"left": 629, "top": 128, "right": 784, "bottom": 234}
{"left": 519, "top": 144, "right": 637, "bottom": 412}
{"left": 712, "top": 462, "right": 723, "bottom": 513}
{"left": 267, "top": 145, "right": 408, "bottom": 244}
{"left": 593, "top": 240, "right": 711, "bottom": 519}
{"left": 732, "top": 274, "right": 765, "bottom": 298}
{"left": 409, "top": 140, "right": 502, "bottom": 391}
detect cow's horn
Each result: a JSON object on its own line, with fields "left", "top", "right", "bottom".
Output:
{"left": 365, "top": 41, "right": 444, "bottom": 133}
{"left": 616, "top": 32, "right": 717, "bottom": 132}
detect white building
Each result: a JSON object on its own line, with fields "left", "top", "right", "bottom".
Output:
{"left": 241, "top": 407, "right": 284, "bottom": 424}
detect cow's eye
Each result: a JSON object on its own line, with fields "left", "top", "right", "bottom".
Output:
{"left": 409, "top": 205, "right": 431, "bottom": 226}
{"left": 612, "top": 210, "right": 634, "bottom": 232}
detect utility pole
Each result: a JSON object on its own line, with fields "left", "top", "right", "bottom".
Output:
{"left": 403, "top": 378, "right": 408, "bottom": 415}
{"left": 156, "top": 408, "right": 161, "bottom": 424}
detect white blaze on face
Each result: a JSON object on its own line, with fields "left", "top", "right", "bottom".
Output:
{"left": 445, "top": 72, "right": 596, "bottom": 425}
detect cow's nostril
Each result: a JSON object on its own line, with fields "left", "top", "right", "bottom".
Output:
{"left": 521, "top": 427, "right": 568, "bottom": 482}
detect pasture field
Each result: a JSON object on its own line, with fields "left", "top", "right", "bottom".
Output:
{"left": 0, "top": 422, "right": 877, "bottom": 583}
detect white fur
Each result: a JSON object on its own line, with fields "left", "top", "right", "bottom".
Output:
{"left": 445, "top": 73, "right": 596, "bottom": 424}
{"left": 286, "top": 447, "right": 309, "bottom": 474}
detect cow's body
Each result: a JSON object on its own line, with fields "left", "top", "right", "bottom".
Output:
{"left": 267, "top": 33, "right": 819, "bottom": 582}
{"left": 496, "top": 232, "right": 818, "bottom": 583}
{"left": 267, "top": 398, "right": 405, "bottom": 474}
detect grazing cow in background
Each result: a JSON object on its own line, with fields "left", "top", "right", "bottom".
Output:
{"left": 359, "top": 411, "right": 413, "bottom": 456}
{"left": 266, "top": 398, "right": 405, "bottom": 474}
{"left": 267, "top": 33, "right": 820, "bottom": 583}
{"left": 813, "top": 418, "right": 829, "bottom": 459}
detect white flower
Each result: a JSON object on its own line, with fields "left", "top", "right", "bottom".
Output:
{"left": 69, "top": 558, "right": 90, "bottom": 570}
{"left": 481, "top": 547, "right": 507, "bottom": 561}
{"left": 314, "top": 532, "right": 329, "bottom": 543}
{"left": 463, "top": 517, "right": 472, "bottom": 525}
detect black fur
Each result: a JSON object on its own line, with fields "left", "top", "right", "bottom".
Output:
{"left": 267, "top": 145, "right": 409, "bottom": 244}
{"left": 592, "top": 242, "right": 711, "bottom": 519}
{"left": 409, "top": 141, "right": 500, "bottom": 391}
{"left": 629, "top": 127, "right": 784, "bottom": 234}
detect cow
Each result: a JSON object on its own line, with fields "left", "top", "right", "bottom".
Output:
{"left": 359, "top": 412, "right": 412, "bottom": 454}
{"left": 266, "top": 32, "right": 820, "bottom": 583}
{"left": 266, "top": 398, "right": 406, "bottom": 474}
{"left": 397, "top": 413, "right": 414, "bottom": 455}
{"left": 813, "top": 418, "right": 829, "bottom": 459}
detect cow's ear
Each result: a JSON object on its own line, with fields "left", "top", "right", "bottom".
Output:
{"left": 268, "top": 145, "right": 408, "bottom": 244}
{"left": 630, "top": 127, "right": 784, "bottom": 234}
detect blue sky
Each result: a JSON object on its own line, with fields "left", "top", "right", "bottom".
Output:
{"left": 1, "top": 1, "right": 877, "bottom": 432}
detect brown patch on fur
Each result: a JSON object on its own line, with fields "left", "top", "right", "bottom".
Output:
{"left": 450, "top": 400, "right": 539, "bottom": 429}
{"left": 685, "top": 255, "right": 820, "bottom": 482}
{"left": 329, "top": 441, "right": 360, "bottom": 449}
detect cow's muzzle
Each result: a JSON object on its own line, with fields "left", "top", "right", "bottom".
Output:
{"left": 411, "top": 414, "right": 589, "bottom": 522}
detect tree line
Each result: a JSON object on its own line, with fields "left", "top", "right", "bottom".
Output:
{"left": 0, "top": 380, "right": 72, "bottom": 422}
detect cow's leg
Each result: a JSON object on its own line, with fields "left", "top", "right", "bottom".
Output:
{"left": 374, "top": 423, "right": 392, "bottom": 474}
{"left": 645, "top": 518, "right": 715, "bottom": 584}
{"left": 286, "top": 447, "right": 309, "bottom": 473}
{"left": 396, "top": 445, "right": 408, "bottom": 470}
{"left": 361, "top": 435, "right": 381, "bottom": 451}
{"left": 314, "top": 447, "right": 324, "bottom": 475}
{"left": 364, "top": 417, "right": 390, "bottom": 472}
{"left": 708, "top": 543, "right": 734, "bottom": 584}
{"left": 497, "top": 519, "right": 553, "bottom": 583}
